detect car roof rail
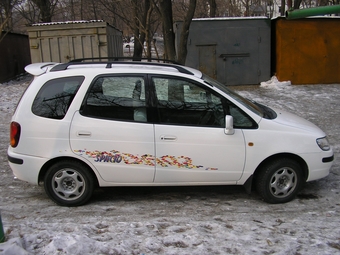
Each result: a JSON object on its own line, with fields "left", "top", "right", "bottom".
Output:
{"left": 70, "top": 57, "right": 180, "bottom": 64}
{"left": 50, "top": 57, "right": 194, "bottom": 75}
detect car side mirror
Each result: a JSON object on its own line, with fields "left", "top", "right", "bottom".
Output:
{"left": 225, "top": 115, "right": 234, "bottom": 135}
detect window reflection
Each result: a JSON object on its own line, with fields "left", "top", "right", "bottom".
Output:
{"left": 81, "top": 76, "right": 147, "bottom": 122}
{"left": 32, "top": 76, "right": 84, "bottom": 119}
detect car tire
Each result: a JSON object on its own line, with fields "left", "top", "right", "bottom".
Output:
{"left": 256, "top": 158, "right": 304, "bottom": 204}
{"left": 44, "top": 160, "right": 95, "bottom": 206}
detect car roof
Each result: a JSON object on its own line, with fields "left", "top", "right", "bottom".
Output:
{"left": 25, "top": 58, "right": 203, "bottom": 79}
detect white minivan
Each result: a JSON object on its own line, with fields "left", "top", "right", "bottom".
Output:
{"left": 8, "top": 60, "right": 334, "bottom": 206}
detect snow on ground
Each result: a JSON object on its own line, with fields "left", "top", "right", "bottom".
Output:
{"left": 0, "top": 75, "right": 339, "bottom": 255}
{"left": 259, "top": 76, "right": 291, "bottom": 89}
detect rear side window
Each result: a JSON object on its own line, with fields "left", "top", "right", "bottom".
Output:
{"left": 80, "top": 76, "right": 147, "bottom": 122}
{"left": 32, "top": 76, "right": 84, "bottom": 119}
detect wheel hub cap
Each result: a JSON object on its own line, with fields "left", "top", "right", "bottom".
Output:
{"left": 52, "top": 169, "right": 85, "bottom": 201}
{"left": 62, "top": 178, "right": 76, "bottom": 190}
{"left": 270, "top": 167, "right": 297, "bottom": 198}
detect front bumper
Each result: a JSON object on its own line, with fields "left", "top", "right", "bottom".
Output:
{"left": 304, "top": 151, "right": 334, "bottom": 182}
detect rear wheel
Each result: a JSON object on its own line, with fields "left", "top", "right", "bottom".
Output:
{"left": 256, "top": 158, "right": 304, "bottom": 203}
{"left": 44, "top": 160, "right": 95, "bottom": 206}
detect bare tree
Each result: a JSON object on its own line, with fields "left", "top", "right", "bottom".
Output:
{"left": 210, "top": 0, "right": 240, "bottom": 17}
{"left": 98, "top": 0, "right": 160, "bottom": 59}
{"left": 293, "top": 0, "right": 303, "bottom": 9}
{"left": 0, "top": 17, "right": 9, "bottom": 42}
{"left": 177, "top": 0, "right": 196, "bottom": 64}
{"left": 62, "top": 0, "right": 100, "bottom": 21}
{"left": 154, "top": 0, "right": 197, "bottom": 64}
{"left": 317, "top": 0, "right": 330, "bottom": 6}
{"left": 144, "top": 0, "right": 154, "bottom": 59}
{"left": 208, "top": 0, "right": 217, "bottom": 17}
{"left": 66, "top": 0, "right": 84, "bottom": 20}
{"left": 15, "top": 0, "right": 40, "bottom": 24}
{"left": 240, "top": 0, "right": 251, "bottom": 16}
{"left": 157, "top": 0, "right": 176, "bottom": 61}
{"left": 30, "top": 0, "right": 59, "bottom": 22}
{"left": 131, "top": 0, "right": 148, "bottom": 60}
{"left": 0, "top": 0, "right": 15, "bottom": 31}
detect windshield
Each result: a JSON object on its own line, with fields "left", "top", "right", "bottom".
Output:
{"left": 202, "top": 74, "right": 264, "bottom": 118}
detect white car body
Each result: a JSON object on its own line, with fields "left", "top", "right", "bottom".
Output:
{"left": 7, "top": 61, "right": 334, "bottom": 206}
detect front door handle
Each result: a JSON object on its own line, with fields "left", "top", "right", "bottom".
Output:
{"left": 77, "top": 131, "right": 92, "bottom": 137}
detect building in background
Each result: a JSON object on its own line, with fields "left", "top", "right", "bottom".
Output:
{"left": 0, "top": 32, "right": 31, "bottom": 83}
{"left": 27, "top": 20, "right": 123, "bottom": 63}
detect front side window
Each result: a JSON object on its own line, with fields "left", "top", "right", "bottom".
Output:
{"left": 81, "top": 76, "right": 147, "bottom": 122}
{"left": 153, "top": 77, "right": 226, "bottom": 127}
{"left": 32, "top": 76, "right": 84, "bottom": 119}
{"left": 153, "top": 76, "right": 256, "bottom": 128}
{"left": 203, "top": 74, "right": 264, "bottom": 118}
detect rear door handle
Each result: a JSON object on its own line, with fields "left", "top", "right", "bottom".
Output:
{"left": 160, "top": 135, "right": 177, "bottom": 141}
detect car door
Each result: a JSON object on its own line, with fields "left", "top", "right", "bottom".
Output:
{"left": 70, "top": 75, "right": 156, "bottom": 183}
{"left": 152, "top": 75, "right": 247, "bottom": 183}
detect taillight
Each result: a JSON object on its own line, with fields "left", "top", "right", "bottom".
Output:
{"left": 10, "top": 122, "right": 21, "bottom": 148}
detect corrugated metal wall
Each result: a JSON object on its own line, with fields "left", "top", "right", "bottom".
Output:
{"left": 0, "top": 32, "right": 31, "bottom": 83}
{"left": 27, "top": 21, "right": 123, "bottom": 63}
{"left": 176, "top": 17, "right": 271, "bottom": 86}
{"left": 274, "top": 17, "right": 340, "bottom": 84}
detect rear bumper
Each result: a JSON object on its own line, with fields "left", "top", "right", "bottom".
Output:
{"left": 7, "top": 148, "right": 47, "bottom": 185}
{"left": 8, "top": 155, "right": 24, "bottom": 165}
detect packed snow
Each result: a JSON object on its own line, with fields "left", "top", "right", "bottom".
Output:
{"left": 0, "top": 75, "right": 339, "bottom": 255}
{"left": 259, "top": 76, "right": 291, "bottom": 89}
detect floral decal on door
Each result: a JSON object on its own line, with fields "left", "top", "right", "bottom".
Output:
{"left": 74, "top": 149, "right": 218, "bottom": 170}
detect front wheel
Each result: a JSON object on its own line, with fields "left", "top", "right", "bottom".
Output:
{"left": 44, "top": 160, "right": 95, "bottom": 206}
{"left": 256, "top": 158, "right": 304, "bottom": 204}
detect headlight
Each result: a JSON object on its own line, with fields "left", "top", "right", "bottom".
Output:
{"left": 316, "top": 137, "right": 331, "bottom": 151}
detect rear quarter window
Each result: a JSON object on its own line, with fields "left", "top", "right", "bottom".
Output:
{"left": 32, "top": 76, "right": 84, "bottom": 119}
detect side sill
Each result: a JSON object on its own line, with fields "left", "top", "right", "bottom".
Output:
{"left": 8, "top": 155, "right": 24, "bottom": 165}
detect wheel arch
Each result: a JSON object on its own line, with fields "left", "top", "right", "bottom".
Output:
{"left": 252, "top": 153, "right": 309, "bottom": 187}
{"left": 38, "top": 156, "right": 99, "bottom": 187}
